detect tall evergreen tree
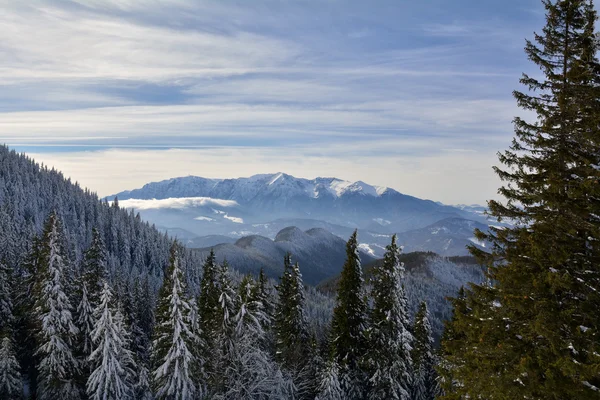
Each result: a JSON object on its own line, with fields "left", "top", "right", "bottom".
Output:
{"left": 151, "top": 243, "right": 203, "bottom": 400}
{"left": 0, "top": 336, "right": 22, "bottom": 399}
{"left": 274, "top": 254, "right": 310, "bottom": 382}
{"left": 76, "top": 283, "right": 95, "bottom": 360}
{"left": 86, "top": 281, "right": 135, "bottom": 400}
{"left": 365, "top": 235, "right": 412, "bottom": 400}
{"left": 330, "top": 230, "right": 368, "bottom": 399}
{"left": 34, "top": 212, "right": 81, "bottom": 400}
{"left": 197, "top": 248, "right": 221, "bottom": 383}
{"left": 0, "top": 261, "right": 22, "bottom": 399}
{"left": 217, "top": 275, "right": 295, "bottom": 399}
{"left": 81, "top": 228, "right": 108, "bottom": 309}
{"left": 315, "top": 357, "right": 344, "bottom": 400}
{"left": 412, "top": 302, "right": 437, "bottom": 400}
{"left": 440, "top": 1, "right": 600, "bottom": 398}
{"left": 210, "top": 259, "right": 240, "bottom": 397}
{"left": 0, "top": 261, "right": 14, "bottom": 335}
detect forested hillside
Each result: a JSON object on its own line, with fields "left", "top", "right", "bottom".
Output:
{"left": 0, "top": 145, "right": 449, "bottom": 399}
{"left": 0, "top": 145, "right": 200, "bottom": 284}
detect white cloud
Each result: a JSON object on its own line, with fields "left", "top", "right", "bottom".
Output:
{"left": 119, "top": 197, "right": 239, "bottom": 210}
{"left": 0, "top": 2, "right": 299, "bottom": 83}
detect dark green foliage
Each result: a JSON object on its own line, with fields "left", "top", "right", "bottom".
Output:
{"left": 81, "top": 228, "right": 107, "bottom": 309}
{"left": 274, "top": 254, "right": 310, "bottom": 373}
{"left": 440, "top": 1, "right": 600, "bottom": 398}
{"left": 198, "top": 249, "right": 220, "bottom": 350}
{"left": 0, "top": 261, "right": 22, "bottom": 399}
{"left": 330, "top": 230, "right": 368, "bottom": 397}
{"left": 412, "top": 302, "right": 437, "bottom": 400}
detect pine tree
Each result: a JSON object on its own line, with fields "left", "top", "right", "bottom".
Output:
{"left": 86, "top": 281, "right": 135, "bottom": 400}
{"left": 315, "top": 358, "right": 345, "bottom": 400}
{"left": 81, "top": 228, "right": 108, "bottom": 309}
{"left": 151, "top": 243, "right": 202, "bottom": 400}
{"left": 331, "top": 231, "right": 367, "bottom": 399}
{"left": 365, "top": 235, "right": 412, "bottom": 400}
{"left": 217, "top": 275, "right": 296, "bottom": 399}
{"left": 412, "top": 302, "right": 437, "bottom": 400}
{"left": 274, "top": 254, "right": 310, "bottom": 381}
{"left": 14, "top": 235, "right": 43, "bottom": 397}
{"left": 34, "top": 212, "right": 81, "bottom": 400}
{"left": 0, "top": 261, "right": 14, "bottom": 335}
{"left": 77, "top": 283, "right": 95, "bottom": 360}
{"left": 0, "top": 262, "right": 22, "bottom": 399}
{"left": 437, "top": 287, "right": 467, "bottom": 399}
{"left": 440, "top": 1, "right": 600, "bottom": 398}
{"left": 197, "top": 249, "right": 221, "bottom": 383}
{"left": 330, "top": 230, "right": 368, "bottom": 398}
{"left": 0, "top": 336, "right": 22, "bottom": 399}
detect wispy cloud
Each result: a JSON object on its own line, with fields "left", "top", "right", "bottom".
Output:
{"left": 0, "top": 0, "right": 543, "bottom": 203}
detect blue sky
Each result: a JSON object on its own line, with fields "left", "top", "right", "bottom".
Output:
{"left": 0, "top": 0, "right": 545, "bottom": 204}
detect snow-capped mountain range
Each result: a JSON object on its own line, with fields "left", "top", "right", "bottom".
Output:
{"left": 111, "top": 173, "right": 491, "bottom": 257}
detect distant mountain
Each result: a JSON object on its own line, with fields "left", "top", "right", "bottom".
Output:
{"left": 193, "top": 226, "right": 376, "bottom": 285}
{"left": 396, "top": 217, "right": 490, "bottom": 256}
{"left": 112, "top": 173, "right": 485, "bottom": 234}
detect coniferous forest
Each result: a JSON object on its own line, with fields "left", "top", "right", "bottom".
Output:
{"left": 0, "top": 0, "right": 600, "bottom": 399}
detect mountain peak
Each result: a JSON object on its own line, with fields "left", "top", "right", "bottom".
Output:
{"left": 112, "top": 172, "right": 396, "bottom": 201}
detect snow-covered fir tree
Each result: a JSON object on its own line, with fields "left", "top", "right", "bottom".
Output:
{"left": 81, "top": 228, "right": 108, "bottom": 309}
{"left": 274, "top": 254, "right": 310, "bottom": 390}
{"left": 0, "top": 336, "right": 22, "bottom": 399}
{"left": 151, "top": 243, "right": 203, "bottom": 400}
{"left": 86, "top": 281, "right": 135, "bottom": 400}
{"left": 207, "top": 258, "right": 238, "bottom": 397}
{"left": 0, "top": 261, "right": 14, "bottom": 335}
{"left": 216, "top": 275, "right": 296, "bottom": 399}
{"left": 330, "top": 230, "right": 368, "bottom": 398}
{"left": 366, "top": 234, "right": 413, "bottom": 400}
{"left": 315, "top": 357, "right": 345, "bottom": 400}
{"left": 412, "top": 301, "right": 437, "bottom": 400}
{"left": 0, "top": 261, "right": 22, "bottom": 399}
{"left": 198, "top": 249, "right": 221, "bottom": 383}
{"left": 34, "top": 212, "right": 81, "bottom": 400}
{"left": 76, "top": 283, "right": 95, "bottom": 360}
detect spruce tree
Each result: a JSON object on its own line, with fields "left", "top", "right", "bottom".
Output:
{"left": 218, "top": 275, "right": 295, "bottom": 399}
{"left": 0, "top": 261, "right": 14, "bottom": 335}
{"left": 151, "top": 243, "right": 202, "bottom": 400}
{"left": 365, "top": 234, "right": 412, "bottom": 400}
{"left": 86, "top": 281, "right": 135, "bottom": 400}
{"left": 274, "top": 254, "right": 310, "bottom": 381}
{"left": 34, "top": 212, "right": 81, "bottom": 400}
{"left": 412, "top": 302, "right": 437, "bottom": 400}
{"left": 81, "top": 228, "right": 108, "bottom": 309}
{"left": 0, "top": 261, "right": 22, "bottom": 399}
{"left": 315, "top": 357, "right": 345, "bottom": 400}
{"left": 14, "top": 235, "right": 43, "bottom": 397}
{"left": 440, "top": 1, "right": 600, "bottom": 398}
{"left": 0, "top": 336, "right": 22, "bottom": 399}
{"left": 330, "top": 230, "right": 368, "bottom": 398}
{"left": 76, "top": 283, "right": 95, "bottom": 360}
{"left": 211, "top": 259, "right": 238, "bottom": 396}
{"left": 197, "top": 249, "right": 220, "bottom": 382}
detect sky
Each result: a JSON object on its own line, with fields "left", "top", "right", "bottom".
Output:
{"left": 0, "top": 0, "right": 546, "bottom": 204}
